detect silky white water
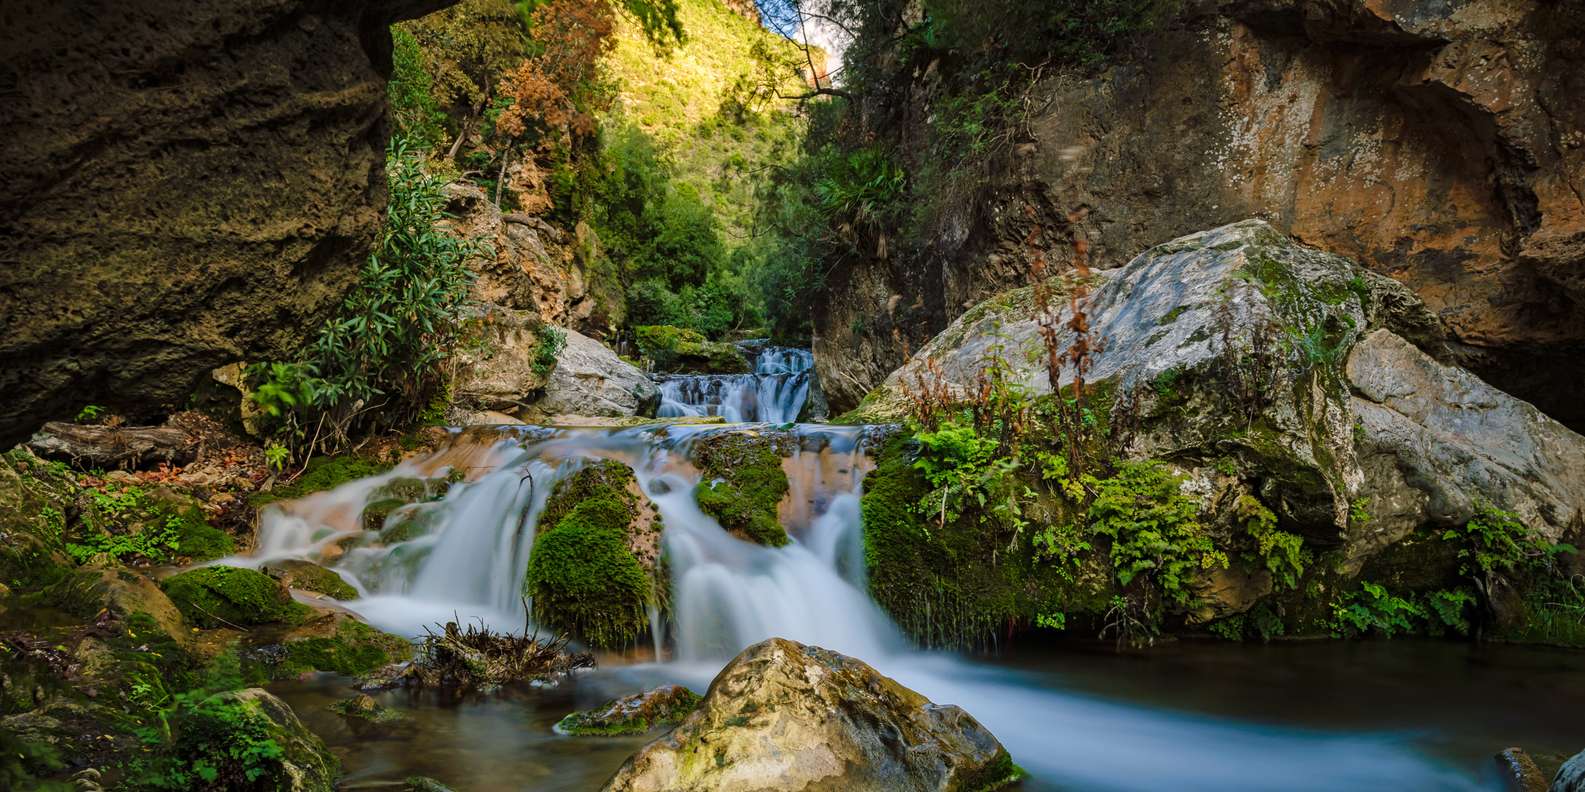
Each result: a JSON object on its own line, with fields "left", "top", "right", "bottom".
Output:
{"left": 236, "top": 422, "right": 1483, "bottom": 791}
{"left": 657, "top": 346, "right": 813, "bottom": 423}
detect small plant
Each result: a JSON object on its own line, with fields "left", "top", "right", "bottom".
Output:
{"left": 1086, "top": 461, "right": 1225, "bottom": 609}
{"left": 532, "top": 326, "right": 568, "bottom": 378}
{"left": 263, "top": 443, "right": 290, "bottom": 473}
{"left": 1237, "top": 495, "right": 1304, "bottom": 590}
{"left": 1330, "top": 581, "right": 1424, "bottom": 638}
{"left": 75, "top": 404, "right": 106, "bottom": 423}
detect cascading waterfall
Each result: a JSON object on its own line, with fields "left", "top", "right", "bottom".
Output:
{"left": 232, "top": 422, "right": 1482, "bottom": 791}
{"left": 657, "top": 345, "right": 813, "bottom": 423}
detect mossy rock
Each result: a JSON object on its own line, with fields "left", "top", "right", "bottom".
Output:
{"left": 526, "top": 462, "right": 654, "bottom": 649}
{"left": 164, "top": 505, "right": 235, "bottom": 562}
{"left": 378, "top": 505, "right": 441, "bottom": 544}
{"left": 263, "top": 560, "right": 358, "bottom": 600}
{"left": 634, "top": 325, "right": 750, "bottom": 374}
{"left": 247, "top": 615, "right": 415, "bottom": 681}
{"left": 160, "top": 566, "right": 312, "bottom": 628}
{"left": 362, "top": 497, "right": 408, "bottom": 532}
{"left": 555, "top": 684, "right": 701, "bottom": 736}
{"left": 251, "top": 455, "right": 391, "bottom": 507}
{"left": 859, "top": 437, "right": 1111, "bottom": 649}
{"left": 690, "top": 432, "right": 789, "bottom": 547}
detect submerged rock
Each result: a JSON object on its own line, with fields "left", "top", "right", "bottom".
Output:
{"left": 1494, "top": 747, "right": 1549, "bottom": 792}
{"left": 602, "top": 638, "right": 1020, "bottom": 792}
{"left": 330, "top": 693, "right": 410, "bottom": 737}
{"left": 556, "top": 684, "right": 701, "bottom": 737}
{"left": 264, "top": 559, "right": 358, "bottom": 601}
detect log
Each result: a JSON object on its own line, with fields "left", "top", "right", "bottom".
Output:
{"left": 26, "top": 421, "right": 197, "bottom": 469}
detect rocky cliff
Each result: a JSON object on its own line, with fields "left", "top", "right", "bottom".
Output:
{"left": 0, "top": 0, "right": 457, "bottom": 447}
{"left": 814, "top": 0, "right": 1585, "bottom": 425}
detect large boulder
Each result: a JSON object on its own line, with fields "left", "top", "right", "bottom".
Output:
{"left": 849, "top": 220, "right": 1585, "bottom": 569}
{"left": 527, "top": 328, "right": 660, "bottom": 420}
{"left": 215, "top": 689, "right": 339, "bottom": 792}
{"left": 813, "top": 0, "right": 1585, "bottom": 426}
{"left": 0, "top": 0, "right": 458, "bottom": 447}
{"left": 1555, "top": 749, "right": 1585, "bottom": 792}
{"left": 603, "top": 637, "right": 1020, "bottom": 792}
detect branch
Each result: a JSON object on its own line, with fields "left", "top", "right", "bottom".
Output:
{"left": 779, "top": 86, "right": 854, "bottom": 101}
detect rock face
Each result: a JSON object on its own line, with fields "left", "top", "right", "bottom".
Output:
{"left": 603, "top": 637, "right": 1020, "bottom": 792}
{"left": 0, "top": 0, "right": 457, "bottom": 447}
{"left": 1555, "top": 750, "right": 1585, "bottom": 792}
{"left": 815, "top": 0, "right": 1585, "bottom": 425}
{"left": 850, "top": 220, "right": 1585, "bottom": 567}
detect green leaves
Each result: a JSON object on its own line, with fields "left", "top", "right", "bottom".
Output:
{"left": 1086, "top": 461, "right": 1224, "bottom": 607}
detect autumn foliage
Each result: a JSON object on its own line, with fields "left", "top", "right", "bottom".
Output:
{"left": 496, "top": 0, "right": 617, "bottom": 149}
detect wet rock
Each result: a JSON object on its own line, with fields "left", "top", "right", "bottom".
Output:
{"left": 1494, "top": 747, "right": 1549, "bottom": 792}
{"left": 690, "top": 430, "right": 792, "bottom": 547}
{"left": 556, "top": 684, "right": 701, "bottom": 736}
{"left": 0, "top": 0, "right": 459, "bottom": 448}
{"left": 1555, "top": 749, "right": 1585, "bottom": 792}
{"left": 161, "top": 566, "right": 311, "bottom": 628}
{"left": 635, "top": 325, "right": 751, "bottom": 374}
{"left": 604, "top": 638, "right": 1021, "bottom": 792}
{"left": 27, "top": 421, "right": 197, "bottom": 470}
{"left": 264, "top": 559, "right": 359, "bottom": 601}
{"left": 405, "top": 777, "right": 456, "bottom": 792}
{"left": 330, "top": 693, "right": 409, "bottom": 737}
{"left": 244, "top": 607, "right": 414, "bottom": 681}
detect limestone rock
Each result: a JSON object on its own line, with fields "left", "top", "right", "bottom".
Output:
{"left": 219, "top": 689, "right": 339, "bottom": 792}
{"left": 526, "top": 328, "right": 660, "bottom": 420}
{"left": 852, "top": 220, "right": 1585, "bottom": 578}
{"left": 814, "top": 0, "right": 1585, "bottom": 426}
{"left": 556, "top": 684, "right": 701, "bottom": 736}
{"left": 602, "top": 637, "right": 1020, "bottom": 792}
{"left": 0, "top": 0, "right": 458, "bottom": 447}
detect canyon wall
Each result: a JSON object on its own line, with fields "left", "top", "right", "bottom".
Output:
{"left": 814, "top": 0, "right": 1585, "bottom": 424}
{"left": 0, "top": 0, "right": 456, "bottom": 446}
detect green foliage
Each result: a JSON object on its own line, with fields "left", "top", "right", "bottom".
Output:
{"left": 633, "top": 324, "right": 749, "bottom": 373}
{"left": 1236, "top": 494, "right": 1304, "bottom": 590}
{"left": 134, "top": 692, "right": 287, "bottom": 790}
{"left": 160, "top": 567, "right": 312, "bottom": 629}
{"left": 74, "top": 404, "right": 106, "bottom": 423}
{"left": 263, "top": 443, "right": 289, "bottom": 473}
{"left": 1423, "top": 588, "right": 1477, "bottom": 637}
{"left": 59, "top": 485, "right": 233, "bottom": 565}
{"left": 1330, "top": 581, "right": 1424, "bottom": 638}
{"left": 912, "top": 414, "right": 1026, "bottom": 542}
{"left": 1495, "top": 574, "right": 1585, "bottom": 648}
{"left": 389, "top": 27, "right": 449, "bottom": 151}
{"left": 920, "top": 0, "right": 1179, "bottom": 67}
{"left": 1444, "top": 504, "right": 1569, "bottom": 592}
{"left": 250, "top": 455, "right": 391, "bottom": 507}
{"left": 1086, "top": 461, "right": 1225, "bottom": 608}
{"left": 532, "top": 325, "right": 567, "bottom": 377}
{"left": 812, "top": 147, "right": 907, "bottom": 236}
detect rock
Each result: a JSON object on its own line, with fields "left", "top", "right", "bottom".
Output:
{"left": 264, "top": 559, "right": 359, "bottom": 601}
{"left": 528, "top": 327, "right": 661, "bottom": 419}
{"left": 1494, "top": 747, "right": 1549, "bottom": 792}
{"left": 556, "top": 684, "right": 701, "bottom": 736}
{"left": 0, "top": 0, "right": 458, "bottom": 447}
{"left": 1555, "top": 749, "right": 1585, "bottom": 792}
{"left": 244, "top": 607, "right": 415, "bottom": 680}
{"left": 850, "top": 220, "right": 1585, "bottom": 577}
{"left": 442, "top": 182, "right": 608, "bottom": 331}
{"left": 330, "top": 693, "right": 410, "bottom": 737}
{"left": 690, "top": 431, "right": 792, "bottom": 547}
{"left": 452, "top": 306, "right": 560, "bottom": 412}
{"left": 813, "top": 0, "right": 1585, "bottom": 426}
{"left": 797, "top": 369, "right": 831, "bottom": 422}
{"left": 160, "top": 565, "right": 312, "bottom": 628}
{"left": 27, "top": 421, "right": 197, "bottom": 470}
{"left": 405, "top": 778, "right": 456, "bottom": 792}
{"left": 635, "top": 325, "right": 751, "bottom": 374}
{"left": 218, "top": 689, "right": 338, "bottom": 792}
{"left": 602, "top": 637, "right": 1020, "bottom": 792}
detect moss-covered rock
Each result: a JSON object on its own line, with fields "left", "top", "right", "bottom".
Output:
{"left": 690, "top": 431, "right": 790, "bottom": 547}
{"left": 634, "top": 325, "right": 750, "bottom": 374}
{"left": 161, "top": 566, "right": 312, "bottom": 628}
{"left": 329, "top": 693, "right": 409, "bottom": 737}
{"left": 859, "top": 437, "right": 1111, "bottom": 649}
{"left": 525, "top": 462, "right": 658, "bottom": 649}
{"left": 555, "top": 684, "right": 700, "bottom": 736}
{"left": 251, "top": 455, "right": 391, "bottom": 507}
{"left": 263, "top": 560, "right": 358, "bottom": 600}
{"left": 246, "top": 612, "right": 414, "bottom": 681}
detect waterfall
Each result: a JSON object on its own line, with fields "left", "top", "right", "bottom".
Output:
{"left": 656, "top": 345, "right": 813, "bottom": 423}
{"left": 231, "top": 423, "right": 1479, "bottom": 792}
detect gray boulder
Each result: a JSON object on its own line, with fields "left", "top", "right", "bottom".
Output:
{"left": 453, "top": 308, "right": 657, "bottom": 421}
{"left": 527, "top": 328, "right": 659, "bottom": 420}
{"left": 848, "top": 219, "right": 1585, "bottom": 569}
{"left": 1555, "top": 749, "right": 1585, "bottom": 792}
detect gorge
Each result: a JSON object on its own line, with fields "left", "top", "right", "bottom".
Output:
{"left": 2, "top": 0, "right": 1584, "bottom": 790}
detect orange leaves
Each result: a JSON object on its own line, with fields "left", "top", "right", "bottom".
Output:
{"left": 496, "top": 0, "right": 616, "bottom": 149}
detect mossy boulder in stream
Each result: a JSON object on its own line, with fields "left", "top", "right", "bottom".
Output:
{"left": 556, "top": 684, "right": 701, "bottom": 736}
{"left": 161, "top": 566, "right": 312, "bottom": 628}
{"left": 263, "top": 559, "right": 358, "bottom": 600}
{"left": 690, "top": 431, "right": 790, "bottom": 547}
{"left": 525, "top": 461, "right": 660, "bottom": 649}
{"left": 602, "top": 638, "right": 1021, "bottom": 792}
{"left": 634, "top": 325, "right": 750, "bottom": 374}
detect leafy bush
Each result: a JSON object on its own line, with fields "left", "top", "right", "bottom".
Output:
{"left": 1236, "top": 494, "right": 1304, "bottom": 590}
{"left": 1330, "top": 581, "right": 1424, "bottom": 638}
{"left": 812, "top": 146, "right": 908, "bottom": 236}
{"left": 389, "top": 27, "right": 448, "bottom": 151}
{"left": 1086, "top": 461, "right": 1226, "bottom": 608}
{"left": 532, "top": 325, "right": 567, "bottom": 377}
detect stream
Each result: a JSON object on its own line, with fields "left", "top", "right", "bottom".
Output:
{"left": 228, "top": 360, "right": 1582, "bottom": 791}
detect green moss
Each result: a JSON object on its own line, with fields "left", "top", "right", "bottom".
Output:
{"left": 634, "top": 325, "right": 750, "bottom": 373}
{"left": 250, "top": 456, "right": 391, "bottom": 507}
{"left": 554, "top": 685, "right": 701, "bottom": 736}
{"left": 263, "top": 620, "right": 414, "bottom": 680}
{"left": 860, "top": 437, "right": 1106, "bottom": 649}
{"left": 161, "top": 566, "right": 312, "bottom": 628}
{"left": 281, "top": 564, "right": 358, "bottom": 601}
{"left": 954, "top": 750, "right": 1025, "bottom": 792}
{"left": 691, "top": 432, "right": 789, "bottom": 547}
{"left": 525, "top": 496, "right": 653, "bottom": 649}
{"left": 168, "top": 508, "right": 235, "bottom": 562}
